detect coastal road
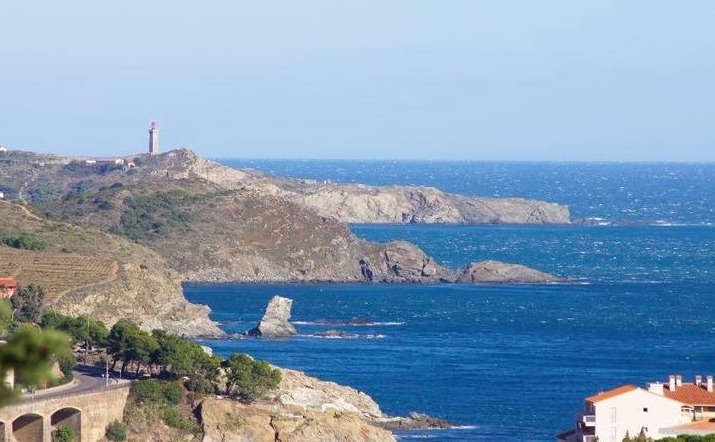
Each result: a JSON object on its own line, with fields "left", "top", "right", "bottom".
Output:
{"left": 19, "top": 365, "right": 130, "bottom": 403}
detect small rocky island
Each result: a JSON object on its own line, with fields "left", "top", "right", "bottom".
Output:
{"left": 246, "top": 295, "right": 298, "bottom": 338}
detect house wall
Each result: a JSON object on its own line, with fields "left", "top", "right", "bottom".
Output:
{"left": 594, "top": 389, "right": 683, "bottom": 441}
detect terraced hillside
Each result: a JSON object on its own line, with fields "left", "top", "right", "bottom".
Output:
{"left": 0, "top": 200, "right": 220, "bottom": 336}
{"left": 0, "top": 248, "right": 117, "bottom": 303}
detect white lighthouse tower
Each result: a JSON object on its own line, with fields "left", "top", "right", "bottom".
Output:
{"left": 148, "top": 121, "right": 159, "bottom": 155}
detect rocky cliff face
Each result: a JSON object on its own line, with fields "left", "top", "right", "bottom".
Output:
{"left": 289, "top": 183, "right": 571, "bottom": 225}
{"left": 199, "top": 366, "right": 396, "bottom": 442}
{"left": 199, "top": 398, "right": 396, "bottom": 442}
{"left": 134, "top": 149, "right": 571, "bottom": 225}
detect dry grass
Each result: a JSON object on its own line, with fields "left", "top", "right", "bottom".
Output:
{"left": 0, "top": 247, "right": 117, "bottom": 304}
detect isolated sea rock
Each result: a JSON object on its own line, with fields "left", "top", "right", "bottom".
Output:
{"left": 246, "top": 295, "right": 298, "bottom": 338}
{"left": 456, "top": 260, "right": 562, "bottom": 284}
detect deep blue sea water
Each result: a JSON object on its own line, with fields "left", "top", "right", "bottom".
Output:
{"left": 185, "top": 161, "right": 715, "bottom": 441}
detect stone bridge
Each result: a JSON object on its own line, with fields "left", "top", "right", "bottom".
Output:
{"left": 0, "top": 376, "right": 129, "bottom": 442}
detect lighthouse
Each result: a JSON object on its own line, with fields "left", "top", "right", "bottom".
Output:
{"left": 148, "top": 121, "right": 159, "bottom": 155}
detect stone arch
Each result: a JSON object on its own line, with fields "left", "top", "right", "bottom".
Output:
{"left": 12, "top": 413, "right": 43, "bottom": 442}
{"left": 51, "top": 407, "right": 81, "bottom": 441}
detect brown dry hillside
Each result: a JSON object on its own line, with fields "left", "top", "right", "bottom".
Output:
{"left": 36, "top": 176, "right": 450, "bottom": 283}
{"left": 0, "top": 247, "right": 117, "bottom": 303}
{"left": 0, "top": 200, "right": 220, "bottom": 336}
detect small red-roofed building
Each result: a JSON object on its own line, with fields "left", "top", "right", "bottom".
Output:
{"left": 559, "top": 383, "right": 685, "bottom": 442}
{"left": 0, "top": 277, "right": 17, "bottom": 299}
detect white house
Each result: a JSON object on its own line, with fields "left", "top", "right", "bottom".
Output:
{"left": 558, "top": 384, "right": 687, "bottom": 442}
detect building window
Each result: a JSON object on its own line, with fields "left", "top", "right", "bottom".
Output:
{"left": 643, "top": 408, "right": 649, "bottom": 412}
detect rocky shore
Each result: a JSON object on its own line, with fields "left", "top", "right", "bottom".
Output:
{"left": 198, "top": 366, "right": 454, "bottom": 442}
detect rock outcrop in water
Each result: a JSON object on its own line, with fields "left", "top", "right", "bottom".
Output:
{"left": 246, "top": 295, "right": 298, "bottom": 338}
{"left": 456, "top": 260, "right": 563, "bottom": 284}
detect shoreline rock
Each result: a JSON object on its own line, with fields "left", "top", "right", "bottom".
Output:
{"left": 456, "top": 260, "right": 565, "bottom": 284}
{"left": 246, "top": 295, "right": 298, "bottom": 338}
{"left": 375, "top": 412, "right": 457, "bottom": 431}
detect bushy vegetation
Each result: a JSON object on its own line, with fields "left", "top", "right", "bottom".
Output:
{"left": 657, "top": 436, "right": 715, "bottom": 442}
{"left": 51, "top": 424, "right": 76, "bottom": 442}
{"left": 11, "top": 283, "right": 46, "bottom": 324}
{"left": 110, "top": 190, "right": 194, "bottom": 241}
{"left": 105, "top": 420, "right": 127, "bottom": 441}
{"left": 224, "top": 353, "right": 282, "bottom": 403}
{"left": 132, "top": 379, "right": 184, "bottom": 405}
{"left": 161, "top": 407, "right": 201, "bottom": 433}
{"left": 42, "top": 311, "right": 109, "bottom": 349}
{"left": 0, "top": 231, "right": 48, "bottom": 250}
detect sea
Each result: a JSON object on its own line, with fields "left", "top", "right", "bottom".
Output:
{"left": 185, "top": 160, "right": 715, "bottom": 442}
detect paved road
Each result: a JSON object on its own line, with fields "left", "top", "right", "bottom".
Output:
{"left": 19, "top": 365, "right": 130, "bottom": 403}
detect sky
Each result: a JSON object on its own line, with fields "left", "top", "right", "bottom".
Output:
{"left": 1, "top": 1, "right": 714, "bottom": 161}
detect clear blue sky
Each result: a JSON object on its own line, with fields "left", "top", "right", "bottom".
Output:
{"left": 1, "top": 1, "right": 713, "bottom": 161}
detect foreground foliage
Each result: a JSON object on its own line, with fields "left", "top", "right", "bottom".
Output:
{"left": 657, "top": 436, "right": 715, "bottom": 442}
{"left": 0, "top": 325, "right": 71, "bottom": 404}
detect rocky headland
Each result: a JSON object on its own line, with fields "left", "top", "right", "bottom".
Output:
{"left": 0, "top": 148, "right": 565, "bottom": 340}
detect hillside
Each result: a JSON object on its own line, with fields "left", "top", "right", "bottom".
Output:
{"left": 1, "top": 148, "right": 564, "bottom": 285}
{"left": 0, "top": 200, "right": 221, "bottom": 336}
{"left": 0, "top": 148, "right": 571, "bottom": 225}
{"left": 35, "top": 177, "right": 450, "bottom": 283}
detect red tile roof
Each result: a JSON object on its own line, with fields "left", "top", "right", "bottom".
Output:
{"left": 0, "top": 278, "right": 17, "bottom": 288}
{"left": 586, "top": 385, "right": 638, "bottom": 403}
{"left": 664, "top": 384, "right": 715, "bottom": 406}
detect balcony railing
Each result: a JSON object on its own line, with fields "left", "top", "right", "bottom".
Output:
{"left": 581, "top": 415, "right": 596, "bottom": 426}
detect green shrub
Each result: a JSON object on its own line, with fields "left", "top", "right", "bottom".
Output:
{"left": 52, "top": 425, "right": 75, "bottom": 442}
{"left": 57, "top": 353, "right": 76, "bottom": 383}
{"left": 0, "top": 231, "right": 48, "bottom": 250}
{"left": 132, "top": 379, "right": 184, "bottom": 405}
{"left": 162, "top": 407, "right": 200, "bottom": 433}
{"left": 132, "top": 379, "right": 164, "bottom": 403}
{"left": 105, "top": 420, "right": 127, "bottom": 441}
{"left": 223, "top": 354, "right": 282, "bottom": 403}
{"left": 163, "top": 381, "right": 184, "bottom": 405}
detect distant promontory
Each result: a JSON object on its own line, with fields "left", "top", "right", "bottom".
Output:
{"left": 0, "top": 148, "right": 567, "bottom": 336}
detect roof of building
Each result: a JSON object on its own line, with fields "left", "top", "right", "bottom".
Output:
{"left": 661, "top": 419, "right": 715, "bottom": 437}
{"left": 0, "top": 278, "right": 18, "bottom": 287}
{"left": 664, "top": 384, "right": 715, "bottom": 406}
{"left": 586, "top": 384, "right": 638, "bottom": 403}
